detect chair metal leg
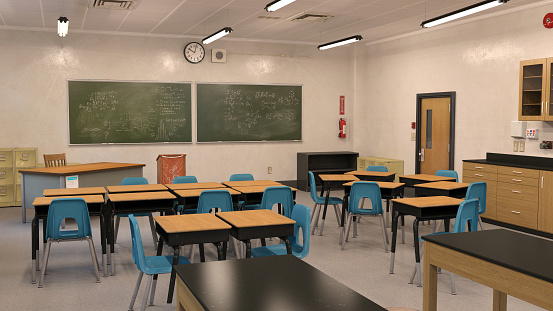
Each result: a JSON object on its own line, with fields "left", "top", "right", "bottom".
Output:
{"left": 129, "top": 271, "right": 144, "bottom": 311}
{"left": 379, "top": 215, "right": 389, "bottom": 253}
{"left": 310, "top": 203, "right": 319, "bottom": 227}
{"left": 148, "top": 214, "right": 158, "bottom": 249}
{"left": 114, "top": 216, "right": 121, "bottom": 244}
{"left": 408, "top": 264, "right": 417, "bottom": 284}
{"left": 333, "top": 205, "right": 341, "bottom": 227}
{"left": 140, "top": 275, "right": 153, "bottom": 311}
{"left": 38, "top": 240, "right": 52, "bottom": 288}
{"left": 188, "top": 244, "right": 197, "bottom": 263}
{"left": 478, "top": 216, "right": 484, "bottom": 230}
{"left": 87, "top": 237, "right": 101, "bottom": 283}
{"left": 450, "top": 272, "right": 456, "bottom": 295}
{"left": 343, "top": 214, "right": 353, "bottom": 246}
{"left": 310, "top": 204, "right": 321, "bottom": 235}
{"left": 149, "top": 277, "right": 158, "bottom": 306}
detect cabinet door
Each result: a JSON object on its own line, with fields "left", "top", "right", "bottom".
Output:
{"left": 538, "top": 171, "right": 553, "bottom": 233}
{"left": 546, "top": 58, "right": 553, "bottom": 121}
{"left": 519, "top": 58, "right": 546, "bottom": 121}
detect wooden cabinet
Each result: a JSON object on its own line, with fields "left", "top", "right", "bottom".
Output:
{"left": 496, "top": 166, "right": 539, "bottom": 230}
{"left": 519, "top": 58, "right": 553, "bottom": 121}
{"left": 462, "top": 162, "right": 497, "bottom": 220}
{"left": 539, "top": 171, "right": 553, "bottom": 234}
{"left": 0, "top": 148, "right": 37, "bottom": 207}
{"left": 297, "top": 152, "right": 358, "bottom": 191}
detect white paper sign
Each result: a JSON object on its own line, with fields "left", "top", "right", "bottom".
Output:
{"left": 66, "top": 175, "right": 79, "bottom": 188}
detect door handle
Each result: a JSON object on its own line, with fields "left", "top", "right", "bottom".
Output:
{"left": 419, "top": 149, "right": 425, "bottom": 162}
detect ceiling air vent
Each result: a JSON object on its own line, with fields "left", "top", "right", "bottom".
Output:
{"left": 287, "top": 12, "right": 334, "bottom": 23}
{"left": 89, "top": 0, "right": 141, "bottom": 10}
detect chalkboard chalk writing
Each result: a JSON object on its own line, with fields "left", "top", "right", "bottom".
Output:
{"left": 68, "top": 80, "right": 192, "bottom": 144}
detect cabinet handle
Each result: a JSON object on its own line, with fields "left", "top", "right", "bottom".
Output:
{"left": 474, "top": 174, "right": 483, "bottom": 177}
{"left": 512, "top": 171, "right": 522, "bottom": 174}
{"left": 511, "top": 190, "right": 522, "bottom": 194}
{"left": 475, "top": 166, "right": 483, "bottom": 169}
{"left": 511, "top": 211, "right": 521, "bottom": 215}
{"left": 542, "top": 102, "right": 544, "bottom": 114}
{"left": 512, "top": 179, "right": 522, "bottom": 182}
{"left": 542, "top": 176, "right": 544, "bottom": 188}
{"left": 0, "top": 193, "right": 6, "bottom": 196}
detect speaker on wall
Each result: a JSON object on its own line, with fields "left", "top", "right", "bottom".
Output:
{"left": 211, "top": 49, "right": 227, "bottom": 63}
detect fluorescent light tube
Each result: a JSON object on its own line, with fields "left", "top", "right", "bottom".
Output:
{"left": 58, "top": 17, "right": 69, "bottom": 37}
{"left": 317, "top": 35, "right": 363, "bottom": 50}
{"left": 265, "top": 0, "right": 296, "bottom": 12}
{"left": 421, "top": 0, "right": 509, "bottom": 28}
{"left": 202, "top": 27, "right": 233, "bottom": 45}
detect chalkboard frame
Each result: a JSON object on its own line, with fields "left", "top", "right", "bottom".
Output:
{"left": 67, "top": 79, "right": 193, "bottom": 145}
{"left": 195, "top": 82, "right": 303, "bottom": 143}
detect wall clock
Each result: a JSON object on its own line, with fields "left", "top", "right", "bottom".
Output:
{"left": 184, "top": 42, "right": 205, "bottom": 64}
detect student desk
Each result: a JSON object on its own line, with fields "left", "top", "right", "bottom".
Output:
{"left": 154, "top": 214, "right": 231, "bottom": 304}
{"left": 105, "top": 191, "right": 176, "bottom": 275}
{"left": 216, "top": 210, "right": 295, "bottom": 259}
{"left": 221, "top": 180, "right": 282, "bottom": 187}
{"left": 422, "top": 229, "right": 553, "bottom": 311}
{"left": 105, "top": 184, "right": 167, "bottom": 193}
{"left": 172, "top": 188, "right": 241, "bottom": 212}
{"left": 345, "top": 170, "right": 396, "bottom": 182}
{"left": 389, "top": 196, "right": 464, "bottom": 286}
{"left": 20, "top": 162, "right": 144, "bottom": 223}
{"left": 165, "top": 182, "right": 225, "bottom": 191}
{"left": 230, "top": 185, "right": 297, "bottom": 211}
{"left": 413, "top": 181, "right": 470, "bottom": 199}
{"left": 43, "top": 186, "right": 107, "bottom": 197}
{"left": 31, "top": 194, "right": 106, "bottom": 283}
{"left": 314, "top": 174, "right": 359, "bottom": 236}
{"left": 174, "top": 255, "right": 387, "bottom": 311}
{"left": 398, "top": 174, "right": 457, "bottom": 187}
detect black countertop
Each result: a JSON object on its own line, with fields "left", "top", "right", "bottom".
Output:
{"left": 463, "top": 152, "right": 553, "bottom": 171}
{"left": 423, "top": 229, "right": 553, "bottom": 284}
{"left": 174, "top": 255, "right": 386, "bottom": 311}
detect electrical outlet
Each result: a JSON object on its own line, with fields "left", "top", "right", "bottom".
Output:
{"left": 540, "top": 141, "right": 553, "bottom": 149}
{"left": 513, "top": 141, "right": 519, "bottom": 152}
{"left": 411, "top": 132, "right": 416, "bottom": 141}
{"left": 519, "top": 141, "right": 525, "bottom": 152}
{"left": 268, "top": 166, "right": 272, "bottom": 174}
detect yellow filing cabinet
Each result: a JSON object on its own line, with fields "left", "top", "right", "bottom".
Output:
{"left": 0, "top": 148, "right": 37, "bottom": 207}
{"left": 357, "top": 157, "right": 404, "bottom": 182}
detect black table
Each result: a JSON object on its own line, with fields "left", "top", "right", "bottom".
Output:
{"left": 398, "top": 174, "right": 457, "bottom": 187}
{"left": 413, "top": 181, "right": 470, "bottom": 199}
{"left": 422, "top": 229, "right": 553, "bottom": 311}
{"left": 389, "top": 196, "right": 463, "bottom": 286}
{"left": 174, "top": 255, "right": 387, "bottom": 311}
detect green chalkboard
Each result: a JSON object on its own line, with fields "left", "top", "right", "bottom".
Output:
{"left": 68, "top": 80, "right": 192, "bottom": 144}
{"left": 197, "top": 83, "right": 302, "bottom": 142}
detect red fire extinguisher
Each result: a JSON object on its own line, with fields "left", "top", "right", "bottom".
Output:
{"left": 339, "top": 118, "right": 346, "bottom": 138}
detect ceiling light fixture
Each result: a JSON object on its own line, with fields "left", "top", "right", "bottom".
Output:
{"left": 202, "top": 27, "right": 233, "bottom": 45}
{"left": 421, "top": 0, "right": 509, "bottom": 28}
{"left": 265, "top": 0, "right": 296, "bottom": 12}
{"left": 317, "top": 35, "right": 363, "bottom": 50}
{"left": 58, "top": 17, "right": 69, "bottom": 37}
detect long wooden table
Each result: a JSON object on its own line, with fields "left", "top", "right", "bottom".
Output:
{"left": 20, "top": 162, "right": 144, "bottom": 222}
{"left": 422, "top": 229, "right": 553, "bottom": 311}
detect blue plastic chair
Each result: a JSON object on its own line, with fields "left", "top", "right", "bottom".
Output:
{"left": 38, "top": 198, "right": 100, "bottom": 288}
{"left": 260, "top": 186, "right": 295, "bottom": 218}
{"left": 229, "top": 173, "right": 260, "bottom": 210}
{"left": 465, "top": 182, "right": 487, "bottom": 230}
{"left": 114, "top": 177, "right": 158, "bottom": 248}
{"left": 435, "top": 169, "right": 459, "bottom": 182}
{"left": 341, "top": 182, "right": 389, "bottom": 252}
{"left": 308, "top": 171, "right": 342, "bottom": 236}
{"left": 410, "top": 199, "right": 480, "bottom": 293}
{"left": 128, "top": 215, "right": 190, "bottom": 311}
{"left": 251, "top": 204, "right": 311, "bottom": 259}
{"left": 173, "top": 175, "right": 199, "bottom": 214}
{"left": 366, "top": 165, "right": 388, "bottom": 172}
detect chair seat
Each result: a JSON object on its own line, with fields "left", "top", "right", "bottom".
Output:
{"left": 354, "top": 209, "right": 380, "bottom": 216}
{"left": 251, "top": 242, "right": 306, "bottom": 259}
{"left": 142, "top": 255, "right": 190, "bottom": 275}
{"left": 312, "top": 196, "right": 342, "bottom": 205}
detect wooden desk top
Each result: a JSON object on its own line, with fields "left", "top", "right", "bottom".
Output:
{"left": 19, "top": 162, "right": 145, "bottom": 176}
{"left": 318, "top": 174, "right": 359, "bottom": 182}
{"left": 343, "top": 181, "right": 405, "bottom": 189}
{"left": 413, "top": 181, "right": 470, "bottom": 190}
{"left": 217, "top": 210, "right": 295, "bottom": 228}
{"left": 399, "top": 174, "right": 457, "bottom": 182}
{"left": 154, "top": 213, "right": 231, "bottom": 233}
{"left": 33, "top": 194, "right": 104, "bottom": 206}
{"left": 392, "top": 196, "right": 463, "bottom": 208}
{"left": 106, "top": 184, "right": 167, "bottom": 193}
{"left": 174, "top": 188, "right": 241, "bottom": 197}
{"left": 222, "top": 180, "right": 282, "bottom": 187}
{"left": 107, "top": 191, "right": 176, "bottom": 202}
{"left": 345, "top": 170, "right": 395, "bottom": 177}
{"left": 231, "top": 185, "right": 298, "bottom": 194}
{"left": 43, "top": 187, "right": 107, "bottom": 196}
{"left": 165, "top": 182, "right": 225, "bottom": 190}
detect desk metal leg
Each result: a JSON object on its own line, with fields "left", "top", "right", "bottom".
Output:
{"left": 389, "top": 211, "right": 399, "bottom": 274}
{"left": 413, "top": 218, "right": 422, "bottom": 287}
{"left": 167, "top": 239, "right": 178, "bottom": 304}
{"left": 199, "top": 243, "right": 206, "bottom": 262}
{"left": 245, "top": 240, "right": 252, "bottom": 258}
{"left": 31, "top": 216, "right": 39, "bottom": 284}
{"left": 339, "top": 194, "right": 349, "bottom": 246}
{"left": 319, "top": 187, "right": 331, "bottom": 236}
{"left": 98, "top": 214, "right": 107, "bottom": 277}
{"left": 283, "top": 237, "right": 292, "bottom": 255}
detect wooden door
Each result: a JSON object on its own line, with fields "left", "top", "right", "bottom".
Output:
{"left": 419, "top": 97, "right": 450, "bottom": 175}
{"left": 539, "top": 170, "right": 553, "bottom": 233}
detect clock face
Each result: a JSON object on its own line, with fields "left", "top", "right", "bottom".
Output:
{"left": 184, "top": 42, "right": 205, "bottom": 64}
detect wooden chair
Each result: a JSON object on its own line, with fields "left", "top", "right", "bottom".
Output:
{"left": 43, "top": 153, "right": 66, "bottom": 167}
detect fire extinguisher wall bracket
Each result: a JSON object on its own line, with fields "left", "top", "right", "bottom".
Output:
{"left": 339, "top": 118, "right": 346, "bottom": 138}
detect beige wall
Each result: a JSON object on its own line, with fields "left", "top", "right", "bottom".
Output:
{"left": 0, "top": 31, "right": 356, "bottom": 182}
{"left": 357, "top": 3, "right": 553, "bottom": 176}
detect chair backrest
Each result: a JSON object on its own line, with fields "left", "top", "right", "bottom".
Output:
{"left": 366, "top": 165, "right": 388, "bottom": 172}
{"left": 435, "top": 170, "right": 458, "bottom": 182}
{"left": 308, "top": 171, "right": 323, "bottom": 201}
{"left": 46, "top": 198, "right": 92, "bottom": 240}
{"left": 290, "top": 203, "right": 311, "bottom": 259}
{"left": 261, "top": 186, "right": 295, "bottom": 218}
{"left": 128, "top": 215, "right": 147, "bottom": 269}
{"left": 465, "top": 182, "right": 487, "bottom": 215}
{"left": 173, "top": 176, "right": 198, "bottom": 184}
{"left": 43, "top": 153, "right": 66, "bottom": 168}
{"left": 229, "top": 174, "right": 254, "bottom": 181}
{"left": 197, "top": 190, "right": 234, "bottom": 213}
{"left": 121, "top": 177, "right": 149, "bottom": 185}
{"left": 348, "top": 182, "right": 383, "bottom": 215}
{"left": 452, "top": 199, "right": 480, "bottom": 233}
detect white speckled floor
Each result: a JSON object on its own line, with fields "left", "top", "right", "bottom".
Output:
{"left": 0, "top": 190, "right": 546, "bottom": 311}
